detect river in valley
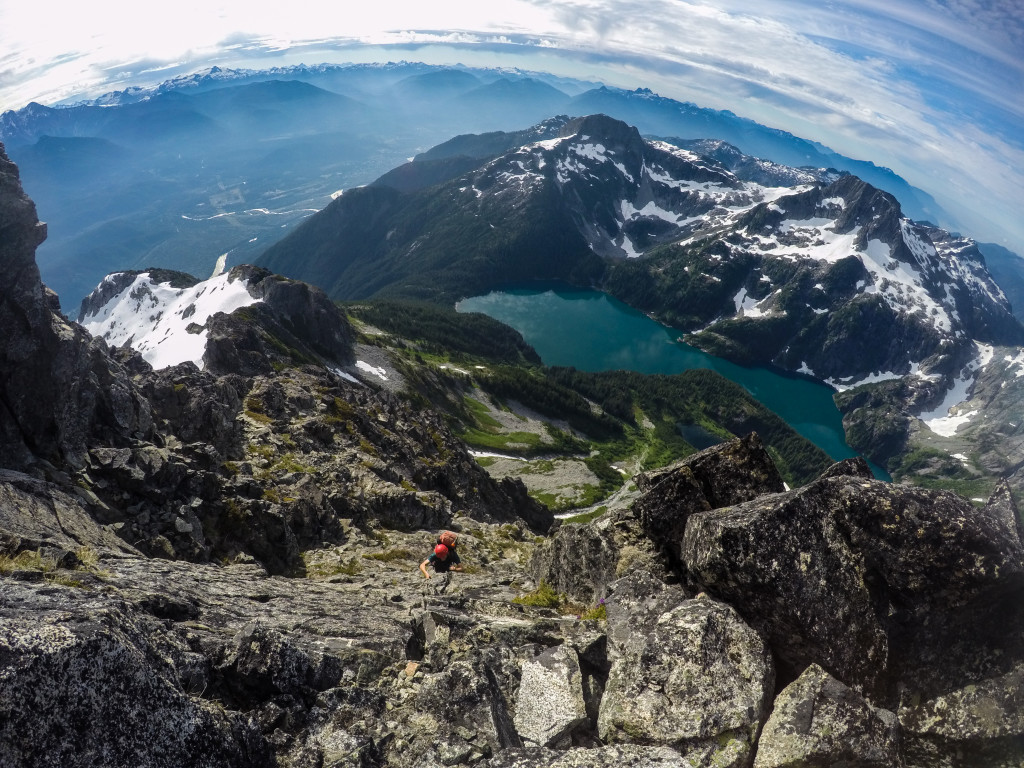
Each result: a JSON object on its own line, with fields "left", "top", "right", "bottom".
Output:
{"left": 458, "top": 285, "right": 887, "bottom": 477}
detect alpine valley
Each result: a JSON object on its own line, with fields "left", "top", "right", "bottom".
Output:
{"left": 258, "top": 111, "right": 1024, "bottom": 501}
{"left": 2, "top": 62, "right": 1024, "bottom": 768}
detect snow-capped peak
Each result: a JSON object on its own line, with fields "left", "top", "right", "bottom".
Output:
{"left": 80, "top": 270, "right": 261, "bottom": 370}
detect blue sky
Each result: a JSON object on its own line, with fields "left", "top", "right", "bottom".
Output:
{"left": 0, "top": 0, "right": 1021, "bottom": 252}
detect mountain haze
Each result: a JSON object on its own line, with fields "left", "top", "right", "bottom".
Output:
{"left": 0, "top": 62, "right": 959, "bottom": 308}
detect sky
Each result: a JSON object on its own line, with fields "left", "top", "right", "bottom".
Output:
{"left": 0, "top": 0, "right": 1021, "bottom": 251}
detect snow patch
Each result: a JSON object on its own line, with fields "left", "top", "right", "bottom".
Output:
{"left": 81, "top": 271, "right": 260, "bottom": 371}
{"left": 1003, "top": 349, "right": 1024, "bottom": 377}
{"left": 918, "top": 341, "right": 992, "bottom": 436}
{"left": 733, "top": 287, "right": 769, "bottom": 317}
{"left": 356, "top": 361, "right": 389, "bottom": 381}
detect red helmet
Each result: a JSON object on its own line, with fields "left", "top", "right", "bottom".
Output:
{"left": 434, "top": 544, "right": 449, "bottom": 558}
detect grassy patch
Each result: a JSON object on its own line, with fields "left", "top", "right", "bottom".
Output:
{"left": 362, "top": 548, "right": 415, "bottom": 563}
{"left": 464, "top": 396, "right": 503, "bottom": 430}
{"left": 273, "top": 453, "right": 313, "bottom": 474}
{"left": 461, "top": 428, "right": 545, "bottom": 454}
{"left": 0, "top": 550, "right": 56, "bottom": 575}
{"left": 245, "top": 409, "right": 274, "bottom": 425}
{"left": 248, "top": 444, "right": 275, "bottom": 461}
{"left": 262, "top": 487, "right": 295, "bottom": 504}
{"left": 474, "top": 456, "right": 497, "bottom": 468}
{"left": 303, "top": 554, "right": 363, "bottom": 579}
{"left": 512, "top": 579, "right": 561, "bottom": 608}
{"left": 562, "top": 506, "right": 609, "bottom": 524}
{"left": 512, "top": 579, "right": 608, "bottom": 620}
{"left": 0, "top": 548, "right": 108, "bottom": 587}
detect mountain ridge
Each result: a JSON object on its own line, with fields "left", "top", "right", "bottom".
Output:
{"left": 0, "top": 62, "right": 972, "bottom": 308}
{"left": 258, "top": 114, "right": 1024, "bottom": 498}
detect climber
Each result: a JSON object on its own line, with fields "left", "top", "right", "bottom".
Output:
{"left": 419, "top": 542, "right": 462, "bottom": 580}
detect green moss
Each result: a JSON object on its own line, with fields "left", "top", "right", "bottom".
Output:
{"left": 512, "top": 579, "right": 562, "bottom": 608}
{"left": 273, "top": 453, "right": 313, "bottom": 474}
{"left": 248, "top": 444, "right": 275, "bottom": 461}
{"left": 262, "top": 487, "right": 295, "bottom": 504}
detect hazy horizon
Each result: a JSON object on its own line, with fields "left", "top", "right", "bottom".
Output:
{"left": 1, "top": 1, "right": 1021, "bottom": 253}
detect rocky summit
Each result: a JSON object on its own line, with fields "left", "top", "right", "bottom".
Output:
{"left": 2, "top": 135, "right": 1024, "bottom": 768}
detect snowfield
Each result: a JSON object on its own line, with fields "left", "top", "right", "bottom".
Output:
{"left": 81, "top": 271, "right": 261, "bottom": 370}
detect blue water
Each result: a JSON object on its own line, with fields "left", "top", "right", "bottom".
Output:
{"left": 458, "top": 285, "right": 886, "bottom": 477}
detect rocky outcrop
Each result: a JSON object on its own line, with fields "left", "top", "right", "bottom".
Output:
{"left": 633, "top": 431, "right": 784, "bottom": 564}
{"left": 4, "top": 430, "right": 1024, "bottom": 767}
{"left": 598, "top": 594, "right": 774, "bottom": 767}
{"left": 528, "top": 436, "right": 1024, "bottom": 766}
{"left": 898, "top": 663, "right": 1024, "bottom": 768}
{"left": 203, "top": 265, "right": 356, "bottom": 377}
{"left": 529, "top": 506, "right": 670, "bottom": 604}
{"left": 754, "top": 663, "right": 902, "bottom": 768}
{"left": 513, "top": 645, "right": 589, "bottom": 747}
{"left": 0, "top": 142, "right": 153, "bottom": 471}
{"left": 483, "top": 745, "right": 687, "bottom": 767}
{"left": 0, "top": 579, "right": 272, "bottom": 768}
{"left": 686, "top": 474, "right": 1024, "bottom": 703}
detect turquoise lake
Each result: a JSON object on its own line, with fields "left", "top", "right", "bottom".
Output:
{"left": 458, "top": 285, "right": 885, "bottom": 476}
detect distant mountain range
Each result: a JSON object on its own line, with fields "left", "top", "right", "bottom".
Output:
{"left": 0, "top": 62, "right": 967, "bottom": 307}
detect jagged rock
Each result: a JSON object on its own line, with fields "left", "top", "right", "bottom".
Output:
{"left": 816, "top": 455, "right": 875, "bottom": 480}
{"left": 597, "top": 595, "right": 774, "bottom": 766}
{"left": 633, "top": 432, "right": 783, "bottom": 564}
{"left": 218, "top": 623, "right": 347, "bottom": 704}
{"left": 0, "top": 580, "right": 272, "bottom": 768}
{"left": 513, "top": 645, "right": 588, "bottom": 747}
{"left": 982, "top": 479, "right": 1024, "bottom": 547}
{"left": 638, "top": 431, "right": 785, "bottom": 508}
{"left": 603, "top": 569, "right": 689, "bottom": 652}
{"left": 483, "top": 744, "right": 688, "bottom": 767}
{"left": 202, "top": 266, "right": 355, "bottom": 377}
{"left": 529, "top": 507, "right": 669, "bottom": 604}
{"left": 0, "top": 142, "right": 153, "bottom": 471}
{"left": 898, "top": 663, "right": 1024, "bottom": 768}
{"left": 0, "top": 468, "right": 138, "bottom": 556}
{"left": 754, "top": 663, "right": 902, "bottom": 768}
{"left": 682, "top": 473, "right": 1024, "bottom": 703}
{"left": 402, "top": 652, "right": 525, "bottom": 764}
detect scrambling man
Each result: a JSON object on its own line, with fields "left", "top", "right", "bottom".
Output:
{"left": 419, "top": 543, "right": 462, "bottom": 580}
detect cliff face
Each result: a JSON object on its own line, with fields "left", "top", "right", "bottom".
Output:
{"left": 0, "top": 142, "right": 152, "bottom": 470}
